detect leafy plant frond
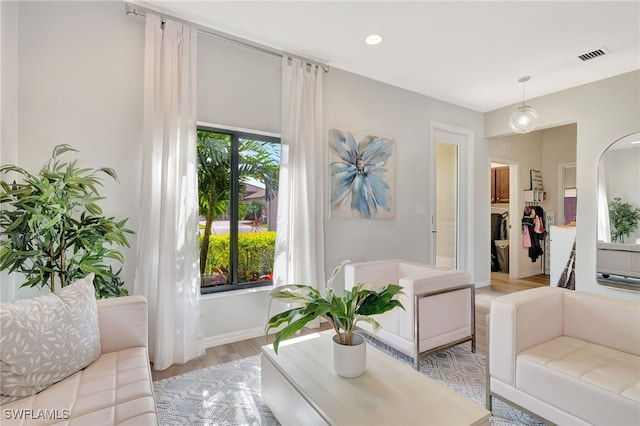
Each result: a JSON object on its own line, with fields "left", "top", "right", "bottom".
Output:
{"left": 327, "top": 258, "right": 351, "bottom": 289}
{"left": 269, "top": 284, "right": 321, "bottom": 303}
{"left": 97, "top": 167, "right": 119, "bottom": 182}
{"left": 0, "top": 164, "right": 33, "bottom": 179}
{"left": 52, "top": 144, "right": 78, "bottom": 157}
{"left": 265, "top": 260, "right": 405, "bottom": 352}
{"left": 355, "top": 316, "right": 382, "bottom": 334}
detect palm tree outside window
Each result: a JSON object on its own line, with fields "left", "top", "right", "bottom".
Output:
{"left": 197, "top": 127, "right": 280, "bottom": 294}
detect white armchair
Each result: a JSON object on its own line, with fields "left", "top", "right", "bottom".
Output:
{"left": 344, "top": 259, "right": 475, "bottom": 369}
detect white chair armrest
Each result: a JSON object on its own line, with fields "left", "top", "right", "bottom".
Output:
{"left": 402, "top": 270, "right": 471, "bottom": 296}
{"left": 344, "top": 259, "right": 402, "bottom": 290}
{"left": 97, "top": 295, "right": 148, "bottom": 354}
{"left": 489, "top": 287, "right": 566, "bottom": 385}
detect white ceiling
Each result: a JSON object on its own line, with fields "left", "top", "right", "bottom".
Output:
{"left": 135, "top": 1, "right": 640, "bottom": 112}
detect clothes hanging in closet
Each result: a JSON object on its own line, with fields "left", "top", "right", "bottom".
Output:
{"left": 491, "top": 212, "right": 509, "bottom": 272}
{"left": 522, "top": 205, "right": 545, "bottom": 262}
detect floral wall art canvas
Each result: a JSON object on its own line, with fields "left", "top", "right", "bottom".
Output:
{"left": 329, "top": 129, "right": 396, "bottom": 219}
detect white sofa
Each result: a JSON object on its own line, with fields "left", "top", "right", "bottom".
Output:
{"left": 0, "top": 295, "right": 158, "bottom": 425}
{"left": 487, "top": 286, "right": 640, "bottom": 425}
{"left": 344, "top": 259, "right": 475, "bottom": 369}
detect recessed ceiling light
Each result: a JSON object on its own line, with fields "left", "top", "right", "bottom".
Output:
{"left": 631, "top": 140, "right": 640, "bottom": 144}
{"left": 365, "top": 34, "right": 383, "bottom": 45}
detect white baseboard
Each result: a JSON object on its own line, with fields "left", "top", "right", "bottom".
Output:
{"left": 204, "top": 327, "right": 266, "bottom": 349}
{"left": 519, "top": 270, "right": 543, "bottom": 279}
{"left": 475, "top": 280, "right": 491, "bottom": 288}
{"left": 203, "top": 323, "right": 330, "bottom": 349}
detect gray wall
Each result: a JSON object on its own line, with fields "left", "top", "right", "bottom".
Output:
{"left": 323, "top": 68, "right": 486, "bottom": 290}
{"left": 1, "top": 1, "right": 487, "bottom": 346}
{"left": 0, "top": 0, "right": 19, "bottom": 300}
{"left": 485, "top": 70, "right": 640, "bottom": 300}
{"left": 1, "top": 1, "right": 145, "bottom": 301}
{"left": 197, "top": 30, "right": 486, "bottom": 345}
{"left": 5, "top": 1, "right": 635, "bottom": 348}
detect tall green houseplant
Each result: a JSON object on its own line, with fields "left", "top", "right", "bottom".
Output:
{"left": 609, "top": 197, "right": 640, "bottom": 243}
{"left": 0, "top": 145, "right": 133, "bottom": 298}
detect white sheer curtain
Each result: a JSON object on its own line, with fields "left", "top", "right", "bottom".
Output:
{"left": 273, "top": 57, "right": 326, "bottom": 299}
{"left": 597, "top": 159, "right": 611, "bottom": 242}
{"left": 134, "top": 13, "right": 204, "bottom": 370}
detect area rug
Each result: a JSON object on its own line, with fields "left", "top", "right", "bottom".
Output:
{"left": 154, "top": 336, "right": 544, "bottom": 426}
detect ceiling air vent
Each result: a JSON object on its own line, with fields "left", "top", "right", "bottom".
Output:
{"left": 578, "top": 48, "right": 608, "bottom": 62}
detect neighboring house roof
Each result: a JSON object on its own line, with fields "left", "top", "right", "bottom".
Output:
{"left": 243, "top": 183, "right": 266, "bottom": 201}
{"left": 244, "top": 188, "right": 265, "bottom": 200}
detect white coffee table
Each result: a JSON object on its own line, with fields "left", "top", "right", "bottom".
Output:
{"left": 261, "top": 331, "right": 490, "bottom": 426}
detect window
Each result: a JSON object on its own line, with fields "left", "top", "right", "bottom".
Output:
{"left": 197, "top": 126, "right": 280, "bottom": 294}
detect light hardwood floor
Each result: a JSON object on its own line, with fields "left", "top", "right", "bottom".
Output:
{"left": 475, "top": 272, "right": 549, "bottom": 353}
{"left": 151, "top": 272, "right": 549, "bottom": 381}
{"left": 481, "top": 271, "right": 549, "bottom": 294}
{"left": 151, "top": 322, "right": 333, "bottom": 381}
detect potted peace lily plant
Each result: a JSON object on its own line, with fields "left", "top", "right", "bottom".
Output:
{"left": 265, "top": 260, "right": 404, "bottom": 378}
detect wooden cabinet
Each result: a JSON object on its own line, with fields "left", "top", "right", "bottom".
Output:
{"left": 491, "top": 169, "right": 496, "bottom": 203}
{"left": 491, "top": 166, "right": 510, "bottom": 203}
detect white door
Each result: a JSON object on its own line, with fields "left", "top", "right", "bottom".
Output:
{"left": 434, "top": 142, "right": 458, "bottom": 268}
{"left": 430, "top": 124, "right": 471, "bottom": 270}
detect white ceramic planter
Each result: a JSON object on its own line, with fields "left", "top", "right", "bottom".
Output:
{"left": 332, "top": 333, "right": 366, "bottom": 378}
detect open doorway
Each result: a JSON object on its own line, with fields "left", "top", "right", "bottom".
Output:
{"left": 430, "top": 123, "right": 471, "bottom": 271}
{"left": 490, "top": 161, "right": 513, "bottom": 276}
{"left": 488, "top": 124, "right": 576, "bottom": 282}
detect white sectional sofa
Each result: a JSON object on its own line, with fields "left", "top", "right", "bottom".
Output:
{"left": 487, "top": 286, "right": 640, "bottom": 425}
{"left": 1, "top": 295, "right": 157, "bottom": 425}
{"left": 344, "top": 259, "right": 475, "bottom": 369}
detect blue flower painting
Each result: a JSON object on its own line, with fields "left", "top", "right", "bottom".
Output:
{"left": 329, "top": 129, "right": 396, "bottom": 219}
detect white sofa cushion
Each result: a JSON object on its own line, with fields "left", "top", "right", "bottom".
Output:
{"left": 0, "top": 275, "right": 100, "bottom": 403}
{"left": 563, "top": 290, "right": 640, "bottom": 356}
{"left": 0, "top": 347, "right": 156, "bottom": 425}
{"left": 516, "top": 336, "right": 640, "bottom": 425}
{"left": 489, "top": 287, "right": 564, "bottom": 386}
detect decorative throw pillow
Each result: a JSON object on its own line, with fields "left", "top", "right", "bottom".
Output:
{"left": 0, "top": 274, "right": 101, "bottom": 403}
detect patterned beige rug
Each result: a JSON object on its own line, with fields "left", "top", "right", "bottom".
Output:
{"left": 154, "top": 336, "right": 543, "bottom": 425}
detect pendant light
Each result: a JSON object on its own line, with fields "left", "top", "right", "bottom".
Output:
{"left": 508, "top": 76, "right": 539, "bottom": 134}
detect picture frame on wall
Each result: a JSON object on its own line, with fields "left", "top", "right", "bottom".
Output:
{"left": 530, "top": 169, "right": 543, "bottom": 190}
{"left": 328, "top": 128, "right": 396, "bottom": 219}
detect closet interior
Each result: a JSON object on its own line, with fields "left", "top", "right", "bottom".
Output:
{"left": 490, "top": 163, "right": 510, "bottom": 273}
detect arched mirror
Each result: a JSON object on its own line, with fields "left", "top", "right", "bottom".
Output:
{"left": 596, "top": 132, "right": 640, "bottom": 291}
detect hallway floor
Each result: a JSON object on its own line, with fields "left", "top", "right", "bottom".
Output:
{"left": 475, "top": 272, "right": 550, "bottom": 352}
